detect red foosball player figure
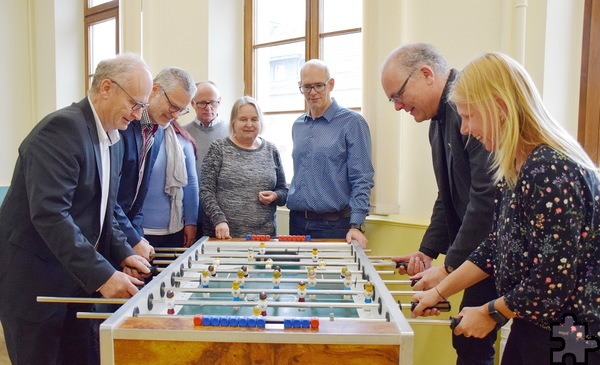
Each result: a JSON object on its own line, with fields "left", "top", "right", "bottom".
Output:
{"left": 258, "top": 292, "right": 268, "bottom": 316}
{"left": 297, "top": 281, "right": 307, "bottom": 304}
{"left": 165, "top": 290, "right": 176, "bottom": 315}
{"left": 241, "top": 265, "right": 249, "bottom": 278}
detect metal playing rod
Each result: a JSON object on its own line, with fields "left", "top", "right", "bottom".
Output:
{"left": 154, "top": 247, "right": 188, "bottom": 252}
{"left": 37, "top": 296, "right": 128, "bottom": 305}
{"left": 159, "top": 299, "right": 380, "bottom": 310}
{"left": 190, "top": 259, "right": 357, "bottom": 267}
{"left": 174, "top": 276, "right": 364, "bottom": 285}
{"left": 77, "top": 312, "right": 112, "bottom": 319}
{"left": 168, "top": 287, "right": 368, "bottom": 295}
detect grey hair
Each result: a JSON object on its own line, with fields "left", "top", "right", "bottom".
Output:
{"left": 229, "top": 96, "right": 264, "bottom": 136}
{"left": 382, "top": 43, "right": 449, "bottom": 75}
{"left": 154, "top": 66, "right": 197, "bottom": 97}
{"left": 89, "top": 52, "right": 150, "bottom": 95}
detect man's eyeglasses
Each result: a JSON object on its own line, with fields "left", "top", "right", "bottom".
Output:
{"left": 194, "top": 100, "right": 220, "bottom": 109}
{"left": 388, "top": 70, "right": 415, "bottom": 103}
{"left": 299, "top": 79, "right": 330, "bottom": 94}
{"left": 110, "top": 79, "right": 150, "bottom": 111}
{"left": 159, "top": 85, "right": 189, "bottom": 116}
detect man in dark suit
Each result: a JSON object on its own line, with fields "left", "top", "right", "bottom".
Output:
{"left": 381, "top": 43, "right": 498, "bottom": 365}
{"left": 114, "top": 67, "right": 197, "bottom": 260}
{"left": 0, "top": 53, "right": 153, "bottom": 365}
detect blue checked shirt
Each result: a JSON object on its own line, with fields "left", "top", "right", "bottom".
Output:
{"left": 286, "top": 99, "right": 374, "bottom": 225}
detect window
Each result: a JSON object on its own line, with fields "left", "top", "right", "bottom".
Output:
{"left": 84, "top": 0, "right": 119, "bottom": 90}
{"left": 244, "top": 0, "right": 363, "bottom": 182}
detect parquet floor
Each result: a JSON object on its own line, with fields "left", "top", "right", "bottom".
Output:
{"left": 0, "top": 322, "right": 9, "bottom": 364}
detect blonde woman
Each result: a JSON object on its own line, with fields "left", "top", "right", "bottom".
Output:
{"left": 413, "top": 52, "right": 600, "bottom": 364}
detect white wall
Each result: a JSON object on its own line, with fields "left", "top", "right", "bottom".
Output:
{"left": 0, "top": 0, "right": 585, "bottom": 226}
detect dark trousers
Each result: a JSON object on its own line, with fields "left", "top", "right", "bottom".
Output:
{"left": 289, "top": 210, "right": 350, "bottom": 238}
{"left": 145, "top": 230, "right": 185, "bottom": 248}
{"left": 502, "top": 318, "right": 600, "bottom": 365}
{"left": 1, "top": 303, "right": 99, "bottom": 365}
{"left": 454, "top": 276, "right": 498, "bottom": 365}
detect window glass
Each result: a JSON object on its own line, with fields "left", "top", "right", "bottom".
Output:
{"left": 255, "top": 0, "right": 306, "bottom": 44}
{"left": 261, "top": 113, "right": 297, "bottom": 183}
{"left": 89, "top": 0, "right": 113, "bottom": 7}
{"left": 322, "top": 32, "right": 362, "bottom": 108}
{"left": 89, "top": 18, "right": 117, "bottom": 75}
{"left": 322, "top": 0, "right": 362, "bottom": 33}
{"left": 255, "top": 42, "right": 306, "bottom": 113}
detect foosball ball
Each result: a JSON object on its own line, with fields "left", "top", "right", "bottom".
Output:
{"left": 99, "top": 236, "right": 415, "bottom": 364}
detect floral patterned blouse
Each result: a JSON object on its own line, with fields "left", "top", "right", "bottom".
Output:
{"left": 469, "top": 145, "right": 600, "bottom": 333}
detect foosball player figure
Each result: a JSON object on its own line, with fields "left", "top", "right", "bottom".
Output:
{"left": 252, "top": 305, "right": 261, "bottom": 317}
{"left": 307, "top": 267, "right": 317, "bottom": 300}
{"left": 317, "top": 258, "right": 326, "bottom": 270}
{"left": 236, "top": 268, "right": 246, "bottom": 289}
{"left": 231, "top": 279, "right": 242, "bottom": 309}
{"left": 258, "top": 242, "right": 266, "bottom": 256}
{"left": 272, "top": 266, "right": 282, "bottom": 300}
{"left": 165, "top": 290, "right": 176, "bottom": 315}
{"left": 363, "top": 281, "right": 374, "bottom": 305}
{"left": 340, "top": 266, "right": 349, "bottom": 279}
{"left": 258, "top": 292, "right": 268, "bottom": 316}
{"left": 201, "top": 269, "right": 211, "bottom": 298}
{"left": 247, "top": 247, "right": 255, "bottom": 262}
{"left": 265, "top": 257, "right": 274, "bottom": 269}
{"left": 212, "top": 257, "right": 221, "bottom": 268}
{"left": 297, "top": 281, "right": 307, "bottom": 306}
{"left": 208, "top": 264, "right": 217, "bottom": 277}
{"left": 241, "top": 265, "right": 249, "bottom": 278}
{"left": 343, "top": 270, "right": 353, "bottom": 300}
{"left": 311, "top": 248, "right": 319, "bottom": 262}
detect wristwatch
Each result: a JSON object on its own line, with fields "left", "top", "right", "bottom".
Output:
{"left": 349, "top": 223, "right": 365, "bottom": 233}
{"left": 487, "top": 300, "right": 508, "bottom": 325}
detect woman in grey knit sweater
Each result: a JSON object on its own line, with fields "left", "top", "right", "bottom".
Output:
{"left": 201, "top": 96, "right": 288, "bottom": 239}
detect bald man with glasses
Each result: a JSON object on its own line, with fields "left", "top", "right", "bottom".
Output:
{"left": 287, "top": 59, "right": 374, "bottom": 249}
{"left": 184, "top": 81, "right": 230, "bottom": 237}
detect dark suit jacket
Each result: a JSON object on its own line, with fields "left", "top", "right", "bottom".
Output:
{"left": 420, "top": 69, "right": 497, "bottom": 271}
{"left": 0, "top": 98, "right": 134, "bottom": 321}
{"left": 114, "top": 120, "right": 164, "bottom": 246}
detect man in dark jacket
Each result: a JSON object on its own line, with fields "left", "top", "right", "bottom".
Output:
{"left": 381, "top": 43, "right": 498, "bottom": 365}
{"left": 0, "top": 53, "right": 152, "bottom": 365}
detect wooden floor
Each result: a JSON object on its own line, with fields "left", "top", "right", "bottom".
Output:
{"left": 0, "top": 322, "right": 9, "bottom": 364}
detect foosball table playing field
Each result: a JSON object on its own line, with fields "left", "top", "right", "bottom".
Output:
{"left": 98, "top": 236, "right": 416, "bottom": 365}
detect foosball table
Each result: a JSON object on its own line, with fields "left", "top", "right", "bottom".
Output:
{"left": 99, "top": 236, "right": 415, "bottom": 365}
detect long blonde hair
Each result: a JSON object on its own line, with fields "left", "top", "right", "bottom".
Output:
{"left": 449, "top": 52, "right": 597, "bottom": 187}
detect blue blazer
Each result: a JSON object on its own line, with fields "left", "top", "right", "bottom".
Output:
{"left": 0, "top": 98, "right": 134, "bottom": 321}
{"left": 114, "top": 120, "right": 164, "bottom": 246}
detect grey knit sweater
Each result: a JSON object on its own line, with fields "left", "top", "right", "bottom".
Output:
{"left": 201, "top": 137, "right": 287, "bottom": 237}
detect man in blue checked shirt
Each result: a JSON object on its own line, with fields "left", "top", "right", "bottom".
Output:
{"left": 286, "top": 59, "right": 374, "bottom": 248}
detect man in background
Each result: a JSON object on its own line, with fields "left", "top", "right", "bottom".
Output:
{"left": 183, "top": 81, "right": 229, "bottom": 237}
{"left": 286, "top": 59, "right": 374, "bottom": 248}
